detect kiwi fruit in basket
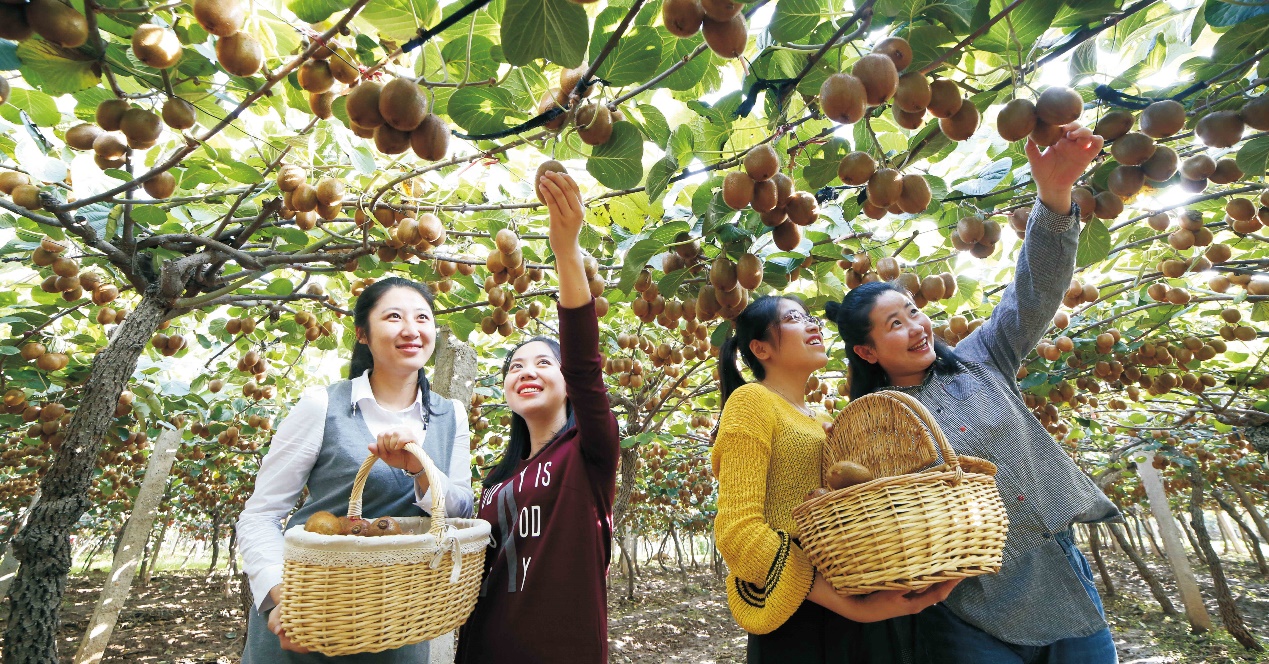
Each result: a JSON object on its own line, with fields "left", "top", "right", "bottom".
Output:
{"left": 804, "top": 487, "right": 831, "bottom": 502}
{"left": 827, "top": 460, "right": 874, "bottom": 490}
{"left": 369, "top": 517, "right": 404, "bottom": 536}
{"left": 303, "top": 511, "right": 343, "bottom": 535}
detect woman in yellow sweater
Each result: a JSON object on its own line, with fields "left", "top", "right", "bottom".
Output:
{"left": 713, "top": 295, "right": 959, "bottom": 663}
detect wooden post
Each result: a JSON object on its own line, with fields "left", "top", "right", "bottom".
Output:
{"left": 1228, "top": 476, "right": 1269, "bottom": 547}
{"left": 1213, "top": 488, "right": 1269, "bottom": 575}
{"left": 73, "top": 427, "right": 183, "bottom": 664}
{"left": 1139, "top": 452, "right": 1212, "bottom": 632}
{"left": 1216, "top": 509, "right": 1248, "bottom": 555}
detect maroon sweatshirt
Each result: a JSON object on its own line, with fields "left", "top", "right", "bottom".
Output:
{"left": 457, "top": 300, "right": 620, "bottom": 664}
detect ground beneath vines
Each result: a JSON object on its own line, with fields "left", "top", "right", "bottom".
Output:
{"left": 7, "top": 547, "right": 1269, "bottom": 663}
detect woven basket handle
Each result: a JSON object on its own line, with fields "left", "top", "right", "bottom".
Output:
{"left": 348, "top": 442, "right": 448, "bottom": 538}
{"left": 888, "top": 391, "right": 963, "bottom": 482}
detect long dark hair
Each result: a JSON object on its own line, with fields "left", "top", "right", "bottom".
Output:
{"left": 483, "top": 336, "right": 576, "bottom": 489}
{"left": 718, "top": 295, "right": 803, "bottom": 409}
{"left": 825, "top": 281, "right": 960, "bottom": 400}
{"left": 349, "top": 277, "right": 436, "bottom": 416}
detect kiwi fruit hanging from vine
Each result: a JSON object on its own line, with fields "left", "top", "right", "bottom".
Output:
{"left": 1035, "top": 86, "right": 1082, "bottom": 126}
{"left": 662, "top": 0, "right": 705, "bottom": 38}
{"left": 996, "top": 98, "right": 1037, "bottom": 142}
{"left": 1138, "top": 100, "right": 1185, "bottom": 138}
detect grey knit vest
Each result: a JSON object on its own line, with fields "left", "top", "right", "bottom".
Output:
{"left": 242, "top": 379, "right": 457, "bottom": 664}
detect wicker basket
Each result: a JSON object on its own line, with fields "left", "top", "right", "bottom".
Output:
{"left": 791, "top": 391, "right": 1008, "bottom": 595}
{"left": 280, "top": 443, "right": 490, "bottom": 656}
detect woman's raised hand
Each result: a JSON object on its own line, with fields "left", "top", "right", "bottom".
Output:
{"left": 809, "top": 571, "right": 961, "bottom": 622}
{"left": 539, "top": 170, "right": 584, "bottom": 257}
{"left": 538, "top": 169, "right": 592, "bottom": 308}
{"left": 1025, "top": 122, "right": 1104, "bottom": 214}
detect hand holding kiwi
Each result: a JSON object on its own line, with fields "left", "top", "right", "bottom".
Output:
{"left": 1024, "top": 121, "right": 1103, "bottom": 215}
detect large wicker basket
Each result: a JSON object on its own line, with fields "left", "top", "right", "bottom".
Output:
{"left": 280, "top": 442, "right": 490, "bottom": 656}
{"left": 791, "top": 391, "right": 1008, "bottom": 595}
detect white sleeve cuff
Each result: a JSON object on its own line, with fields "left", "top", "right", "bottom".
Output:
{"left": 250, "top": 564, "right": 284, "bottom": 611}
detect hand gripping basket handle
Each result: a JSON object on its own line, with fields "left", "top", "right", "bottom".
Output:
{"left": 885, "top": 391, "right": 964, "bottom": 484}
{"left": 348, "top": 442, "right": 448, "bottom": 538}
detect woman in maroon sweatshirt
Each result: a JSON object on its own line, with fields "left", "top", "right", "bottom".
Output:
{"left": 462, "top": 170, "right": 619, "bottom": 663}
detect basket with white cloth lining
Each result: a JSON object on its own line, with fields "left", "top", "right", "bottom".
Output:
{"left": 280, "top": 442, "right": 490, "bottom": 656}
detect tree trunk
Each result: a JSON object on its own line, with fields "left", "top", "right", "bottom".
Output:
{"left": 1228, "top": 476, "right": 1269, "bottom": 547}
{"left": 1213, "top": 488, "right": 1269, "bottom": 575}
{"left": 3, "top": 293, "right": 173, "bottom": 664}
{"left": 669, "top": 522, "right": 687, "bottom": 585}
{"left": 1108, "top": 522, "right": 1179, "bottom": 616}
{"left": 206, "top": 511, "right": 222, "bottom": 576}
{"left": 1131, "top": 515, "right": 1150, "bottom": 555}
{"left": 1087, "top": 525, "right": 1115, "bottom": 598}
{"left": 1187, "top": 467, "right": 1262, "bottom": 651}
{"left": 1141, "top": 516, "right": 1167, "bottom": 558}
{"left": 72, "top": 428, "right": 182, "bottom": 664}
{"left": 0, "top": 489, "right": 40, "bottom": 600}
{"left": 1216, "top": 509, "right": 1244, "bottom": 555}
{"left": 1180, "top": 515, "right": 1203, "bottom": 558}
{"left": 1138, "top": 452, "right": 1212, "bottom": 632}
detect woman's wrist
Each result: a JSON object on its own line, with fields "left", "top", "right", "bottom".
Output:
{"left": 1036, "top": 186, "right": 1073, "bottom": 216}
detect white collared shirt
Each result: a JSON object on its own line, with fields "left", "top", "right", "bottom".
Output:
{"left": 237, "top": 371, "right": 472, "bottom": 608}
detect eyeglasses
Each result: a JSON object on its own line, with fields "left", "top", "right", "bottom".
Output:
{"left": 776, "top": 311, "right": 823, "bottom": 329}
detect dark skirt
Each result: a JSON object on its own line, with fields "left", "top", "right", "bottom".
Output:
{"left": 747, "top": 600, "right": 915, "bottom": 664}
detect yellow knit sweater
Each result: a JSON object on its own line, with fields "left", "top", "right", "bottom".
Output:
{"left": 711, "top": 383, "right": 825, "bottom": 634}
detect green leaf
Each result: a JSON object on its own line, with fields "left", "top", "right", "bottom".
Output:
{"left": 0, "top": 88, "right": 60, "bottom": 126}
{"left": 220, "top": 160, "right": 263, "bottom": 185}
{"left": 645, "top": 155, "right": 677, "bottom": 203}
{"left": 976, "top": 0, "right": 1061, "bottom": 56}
{"left": 770, "top": 0, "right": 825, "bottom": 43}
{"left": 500, "top": 0, "right": 589, "bottom": 67}
{"left": 1205, "top": 0, "right": 1269, "bottom": 28}
{"left": 1076, "top": 218, "right": 1111, "bottom": 267}
{"left": 132, "top": 206, "right": 167, "bottom": 227}
{"left": 618, "top": 237, "right": 664, "bottom": 293}
{"left": 286, "top": 0, "right": 346, "bottom": 23}
{"left": 361, "top": 0, "right": 440, "bottom": 41}
{"left": 635, "top": 104, "right": 670, "bottom": 148}
{"left": 587, "top": 122, "right": 644, "bottom": 190}
{"left": 447, "top": 86, "right": 523, "bottom": 135}
{"left": 906, "top": 25, "right": 956, "bottom": 73}
{"left": 1235, "top": 135, "right": 1269, "bottom": 177}
{"left": 657, "top": 32, "right": 710, "bottom": 92}
{"left": 592, "top": 23, "right": 662, "bottom": 87}
{"left": 267, "top": 279, "right": 294, "bottom": 296}
{"left": 16, "top": 40, "right": 99, "bottom": 96}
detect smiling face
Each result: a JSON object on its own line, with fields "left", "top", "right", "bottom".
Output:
{"left": 853, "top": 289, "right": 936, "bottom": 385}
{"left": 503, "top": 340, "right": 567, "bottom": 422}
{"left": 354, "top": 286, "right": 436, "bottom": 378}
{"left": 749, "top": 299, "right": 829, "bottom": 374}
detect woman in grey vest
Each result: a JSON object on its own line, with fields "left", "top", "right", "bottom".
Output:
{"left": 238, "top": 277, "right": 473, "bottom": 663}
{"left": 825, "top": 124, "right": 1120, "bottom": 663}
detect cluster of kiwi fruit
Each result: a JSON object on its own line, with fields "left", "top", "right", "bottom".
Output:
{"left": 0, "top": 0, "right": 89, "bottom": 49}
{"left": 721, "top": 145, "right": 819, "bottom": 251}
{"left": 1223, "top": 191, "right": 1269, "bottom": 235}
{"left": 934, "top": 315, "right": 985, "bottom": 347}
{"left": 60, "top": 95, "right": 193, "bottom": 191}
{"left": 432, "top": 256, "right": 478, "bottom": 295}
{"left": 236, "top": 348, "right": 269, "bottom": 380}
{"left": 18, "top": 339, "right": 69, "bottom": 373}
{"left": 1158, "top": 209, "right": 1215, "bottom": 252}
{"left": 345, "top": 75, "right": 451, "bottom": 160}
{"left": 2, "top": 170, "right": 46, "bottom": 211}
{"left": 1218, "top": 303, "right": 1269, "bottom": 342}
{"left": 537, "top": 67, "right": 627, "bottom": 146}
{"left": 837, "top": 151, "right": 933, "bottom": 219}
{"left": 224, "top": 315, "right": 258, "bottom": 336}
{"left": 1061, "top": 277, "right": 1102, "bottom": 309}
{"left": 951, "top": 215, "right": 1002, "bottom": 258}
{"left": 149, "top": 330, "right": 188, "bottom": 357}
{"left": 995, "top": 86, "right": 1084, "bottom": 147}
{"left": 274, "top": 165, "right": 350, "bottom": 230}
{"left": 10, "top": 396, "right": 71, "bottom": 449}
{"left": 294, "top": 310, "right": 337, "bottom": 342}
{"left": 304, "top": 510, "right": 404, "bottom": 537}
{"left": 661, "top": 0, "right": 748, "bottom": 59}
{"left": 29, "top": 236, "right": 106, "bottom": 306}
{"left": 388, "top": 212, "right": 447, "bottom": 255}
